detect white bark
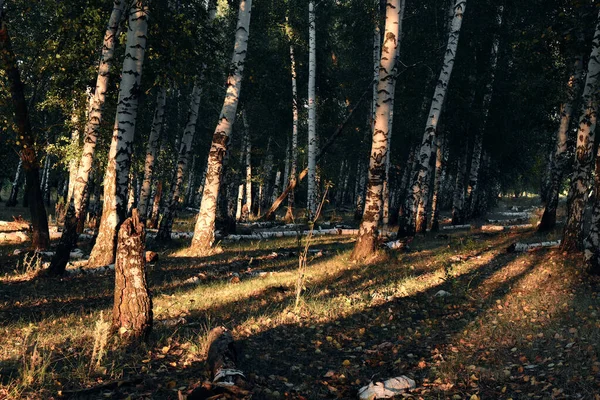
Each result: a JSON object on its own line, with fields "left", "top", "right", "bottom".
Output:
{"left": 282, "top": 139, "right": 290, "bottom": 194}
{"left": 89, "top": 1, "right": 149, "bottom": 267}
{"left": 236, "top": 183, "right": 244, "bottom": 221}
{"left": 288, "top": 44, "right": 299, "bottom": 216}
{"left": 71, "top": 0, "right": 126, "bottom": 219}
{"left": 67, "top": 105, "right": 80, "bottom": 203}
{"left": 190, "top": 0, "right": 252, "bottom": 252}
{"left": 307, "top": 0, "right": 318, "bottom": 219}
{"left": 351, "top": 0, "right": 402, "bottom": 259}
{"left": 382, "top": 0, "right": 405, "bottom": 227}
{"left": 138, "top": 86, "right": 166, "bottom": 219}
{"left": 243, "top": 110, "right": 252, "bottom": 216}
{"left": 271, "top": 170, "right": 282, "bottom": 204}
{"left": 564, "top": 9, "right": 600, "bottom": 251}
{"left": 406, "top": 0, "right": 467, "bottom": 234}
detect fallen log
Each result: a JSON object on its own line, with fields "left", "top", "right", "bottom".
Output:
{"left": 480, "top": 223, "right": 535, "bottom": 232}
{"left": 262, "top": 79, "right": 374, "bottom": 221}
{"left": 486, "top": 218, "right": 526, "bottom": 224}
{"left": 0, "top": 231, "right": 28, "bottom": 243}
{"left": 441, "top": 224, "right": 472, "bottom": 231}
{"left": 507, "top": 240, "right": 561, "bottom": 252}
{"left": 223, "top": 228, "right": 359, "bottom": 242}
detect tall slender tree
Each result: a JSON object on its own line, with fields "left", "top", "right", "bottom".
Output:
{"left": 351, "top": 0, "right": 402, "bottom": 260}
{"left": 404, "top": 0, "right": 467, "bottom": 235}
{"left": 539, "top": 54, "right": 585, "bottom": 231}
{"left": 190, "top": 0, "right": 252, "bottom": 254}
{"left": 562, "top": 9, "right": 600, "bottom": 252}
{"left": 88, "top": 0, "right": 149, "bottom": 268}
{"left": 157, "top": 84, "right": 202, "bottom": 240}
{"left": 306, "top": 0, "right": 318, "bottom": 219}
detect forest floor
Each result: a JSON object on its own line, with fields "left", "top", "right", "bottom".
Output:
{"left": 0, "top": 198, "right": 600, "bottom": 399}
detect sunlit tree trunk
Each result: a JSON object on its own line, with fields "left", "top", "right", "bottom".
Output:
{"left": 72, "top": 0, "right": 125, "bottom": 221}
{"left": 382, "top": 0, "right": 405, "bottom": 227}
{"left": 67, "top": 106, "right": 81, "bottom": 203}
{"left": 6, "top": 159, "right": 22, "bottom": 207}
{"left": 429, "top": 132, "right": 444, "bottom": 231}
{"left": 88, "top": 1, "right": 149, "bottom": 268}
{"left": 242, "top": 111, "right": 252, "bottom": 217}
{"left": 190, "top": 0, "right": 252, "bottom": 253}
{"left": 351, "top": 0, "right": 402, "bottom": 260}
{"left": 113, "top": 209, "right": 152, "bottom": 341}
{"left": 539, "top": 54, "right": 585, "bottom": 231}
{"left": 186, "top": 155, "right": 196, "bottom": 206}
{"left": 138, "top": 87, "right": 166, "bottom": 219}
{"left": 307, "top": 0, "right": 318, "bottom": 219}
{"left": 48, "top": 0, "right": 125, "bottom": 273}
{"left": 466, "top": 6, "right": 503, "bottom": 218}
{"left": 157, "top": 84, "right": 202, "bottom": 240}
{"left": 562, "top": 11, "right": 600, "bottom": 252}
{"left": 405, "top": 0, "right": 466, "bottom": 235}
{"left": 0, "top": 6, "right": 49, "bottom": 249}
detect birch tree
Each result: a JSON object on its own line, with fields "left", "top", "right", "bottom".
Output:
{"left": 190, "top": 0, "right": 252, "bottom": 254}
{"left": 157, "top": 84, "right": 202, "bottom": 240}
{"left": 242, "top": 110, "right": 252, "bottom": 217}
{"left": 538, "top": 54, "right": 584, "bottom": 231}
{"left": 138, "top": 87, "right": 166, "bottom": 219}
{"left": 351, "top": 0, "right": 402, "bottom": 260}
{"left": 563, "top": 9, "right": 600, "bottom": 252}
{"left": 306, "top": 0, "right": 318, "bottom": 220}
{"left": 88, "top": 0, "right": 149, "bottom": 268}
{"left": 286, "top": 42, "right": 299, "bottom": 222}
{"left": 404, "top": 0, "right": 467, "bottom": 235}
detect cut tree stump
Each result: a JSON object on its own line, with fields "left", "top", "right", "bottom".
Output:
{"left": 112, "top": 209, "right": 153, "bottom": 340}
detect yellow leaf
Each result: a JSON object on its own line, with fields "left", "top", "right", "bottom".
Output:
{"left": 342, "top": 359, "right": 351, "bottom": 366}
{"left": 166, "top": 380, "right": 177, "bottom": 389}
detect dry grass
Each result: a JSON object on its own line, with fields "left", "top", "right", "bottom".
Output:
{"left": 0, "top": 199, "right": 599, "bottom": 399}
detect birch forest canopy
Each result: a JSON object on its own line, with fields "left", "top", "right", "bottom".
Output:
{"left": 1, "top": 0, "right": 600, "bottom": 398}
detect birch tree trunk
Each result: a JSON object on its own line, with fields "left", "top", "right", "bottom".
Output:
{"left": 539, "top": 54, "right": 585, "bottom": 231}
{"left": 404, "top": 0, "right": 467, "bottom": 235}
{"left": 307, "top": 0, "right": 318, "bottom": 220}
{"left": 243, "top": 111, "right": 252, "bottom": 217}
{"left": 351, "top": 0, "right": 402, "bottom": 260}
{"left": 466, "top": 6, "right": 503, "bottom": 219}
{"left": 285, "top": 45, "right": 299, "bottom": 222}
{"left": 48, "top": 0, "right": 125, "bottom": 273}
{"left": 67, "top": 106, "right": 81, "bottom": 203}
{"left": 382, "top": 0, "right": 405, "bottom": 228}
{"left": 190, "top": 0, "right": 252, "bottom": 253}
{"left": 186, "top": 155, "right": 196, "bottom": 206}
{"left": 0, "top": 6, "right": 49, "bottom": 249}
{"left": 157, "top": 84, "right": 202, "bottom": 240}
{"left": 584, "top": 145, "right": 600, "bottom": 274}
{"left": 72, "top": 0, "right": 125, "bottom": 221}
{"left": 138, "top": 87, "right": 166, "bottom": 219}
{"left": 429, "top": 132, "right": 444, "bottom": 231}
{"left": 6, "top": 159, "right": 22, "bottom": 207}
{"left": 41, "top": 155, "right": 51, "bottom": 206}
{"left": 562, "top": 10, "right": 600, "bottom": 252}
{"left": 271, "top": 170, "right": 282, "bottom": 204}
{"left": 282, "top": 140, "right": 290, "bottom": 198}
{"left": 88, "top": 1, "right": 149, "bottom": 268}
